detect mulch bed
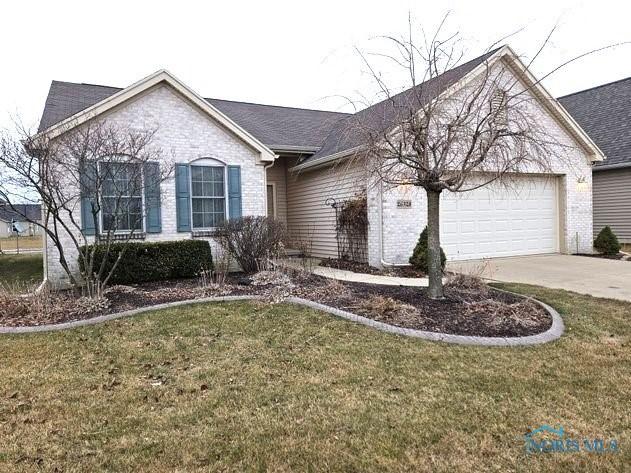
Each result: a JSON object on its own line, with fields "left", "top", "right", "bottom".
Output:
{"left": 319, "top": 258, "right": 426, "bottom": 278}
{"left": 292, "top": 277, "right": 551, "bottom": 337}
{"left": 1, "top": 272, "right": 551, "bottom": 338}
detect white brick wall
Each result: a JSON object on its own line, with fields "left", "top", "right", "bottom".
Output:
{"left": 45, "top": 85, "right": 267, "bottom": 286}
{"left": 367, "top": 67, "right": 595, "bottom": 267}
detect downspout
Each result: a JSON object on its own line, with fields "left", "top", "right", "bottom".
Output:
{"left": 36, "top": 212, "right": 50, "bottom": 293}
{"left": 379, "top": 180, "right": 408, "bottom": 267}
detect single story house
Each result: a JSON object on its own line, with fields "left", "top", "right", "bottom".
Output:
{"left": 0, "top": 201, "right": 42, "bottom": 237}
{"left": 558, "top": 78, "right": 631, "bottom": 244}
{"left": 35, "top": 45, "right": 602, "bottom": 286}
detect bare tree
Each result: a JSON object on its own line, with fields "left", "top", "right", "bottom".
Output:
{"left": 0, "top": 120, "right": 172, "bottom": 297}
{"left": 340, "top": 18, "right": 596, "bottom": 299}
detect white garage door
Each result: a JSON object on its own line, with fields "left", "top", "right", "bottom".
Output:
{"left": 441, "top": 176, "right": 558, "bottom": 261}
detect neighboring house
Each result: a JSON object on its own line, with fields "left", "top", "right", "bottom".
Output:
{"left": 558, "top": 78, "right": 631, "bottom": 244}
{"left": 36, "top": 45, "right": 602, "bottom": 286}
{"left": 0, "top": 201, "right": 42, "bottom": 237}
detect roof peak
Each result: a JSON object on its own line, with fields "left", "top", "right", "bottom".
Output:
{"left": 558, "top": 75, "right": 631, "bottom": 99}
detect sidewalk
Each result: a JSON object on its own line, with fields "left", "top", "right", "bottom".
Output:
{"left": 313, "top": 265, "right": 430, "bottom": 287}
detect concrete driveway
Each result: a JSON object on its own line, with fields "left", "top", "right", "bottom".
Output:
{"left": 448, "top": 254, "right": 631, "bottom": 302}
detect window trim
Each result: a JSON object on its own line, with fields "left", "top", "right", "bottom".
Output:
{"left": 189, "top": 162, "right": 228, "bottom": 231}
{"left": 98, "top": 162, "right": 146, "bottom": 235}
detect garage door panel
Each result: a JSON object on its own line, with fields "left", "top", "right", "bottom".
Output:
{"left": 441, "top": 176, "right": 558, "bottom": 261}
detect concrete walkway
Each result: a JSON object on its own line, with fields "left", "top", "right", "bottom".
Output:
{"left": 448, "top": 254, "right": 631, "bottom": 302}
{"left": 313, "top": 265, "right": 429, "bottom": 287}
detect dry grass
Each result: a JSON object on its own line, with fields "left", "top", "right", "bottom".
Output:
{"left": 291, "top": 277, "right": 354, "bottom": 305}
{"left": 461, "top": 298, "right": 543, "bottom": 329}
{"left": 0, "top": 284, "right": 629, "bottom": 472}
{"left": 446, "top": 272, "right": 490, "bottom": 296}
{"left": 0, "top": 284, "right": 109, "bottom": 326}
{"left": 355, "top": 295, "right": 417, "bottom": 318}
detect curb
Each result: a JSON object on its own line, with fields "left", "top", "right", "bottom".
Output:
{"left": 0, "top": 294, "right": 564, "bottom": 346}
{"left": 0, "top": 295, "right": 261, "bottom": 334}
{"left": 288, "top": 296, "right": 564, "bottom": 346}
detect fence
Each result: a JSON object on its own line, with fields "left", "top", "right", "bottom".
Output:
{"left": 0, "top": 235, "right": 43, "bottom": 254}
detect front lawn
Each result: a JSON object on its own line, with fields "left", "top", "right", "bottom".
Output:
{"left": 0, "top": 284, "right": 628, "bottom": 472}
{"left": 0, "top": 253, "right": 42, "bottom": 286}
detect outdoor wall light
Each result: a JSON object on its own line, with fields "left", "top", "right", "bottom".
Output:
{"left": 576, "top": 176, "right": 589, "bottom": 192}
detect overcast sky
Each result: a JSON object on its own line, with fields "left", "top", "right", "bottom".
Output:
{"left": 1, "top": 0, "right": 629, "bottom": 132}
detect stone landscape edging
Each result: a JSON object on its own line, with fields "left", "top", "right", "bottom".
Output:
{"left": 288, "top": 296, "right": 564, "bottom": 346}
{"left": 0, "top": 294, "right": 564, "bottom": 346}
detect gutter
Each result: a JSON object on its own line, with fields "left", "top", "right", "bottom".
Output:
{"left": 593, "top": 162, "right": 631, "bottom": 171}
{"left": 270, "top": 145, "right": 321, "bottom": 154}
{"left": 289, "top": 146, "right": 362, "bottom": 172}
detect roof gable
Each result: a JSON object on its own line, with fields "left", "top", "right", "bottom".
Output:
{"left": 36, "top": 70, "right": 277, "bottom": 162}
{"left": 301, "top": 48, "right": 502, "bottom": 166}
{"left": 559, "top": 77, "right": 631, "bottom": 168}
{"left": 36, "top": 49, "right": 605, "bottom": 169}
{"left": 38, "top": 81, "right": 349, "bottom": 153}
{"left": 294, "top": 45, "right": 604, "bottom": 170}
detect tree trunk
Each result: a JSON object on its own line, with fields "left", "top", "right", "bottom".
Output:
{"left": 426, "top": 189, "right": 444, "bottom": 299}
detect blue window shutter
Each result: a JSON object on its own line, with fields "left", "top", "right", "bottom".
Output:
{"left": 144, "top": 162, "right": 161, "bottom": 233}
{"left": 80, "top": 161, "right": 97, "bottom": 236}
{"left": 175, "top": 164, "right": 191, "bottom": 232}
{"left": 227, "top": 165, "right": 242, "bottom": 219}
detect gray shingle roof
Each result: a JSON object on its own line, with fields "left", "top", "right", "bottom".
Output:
{"left": 38, "top": 49, "right": 500, "bottom": 161}
{"left": 302, "top": 48, "right": 501, "bottom": 164}
{"left": 559, "top": 77, "right": 631, "bottom": 167}
{"left": 0, "top": 203, "right": 41, "bottom": 222}
{"left": 207, "top": 98, "right": 349, "bottom": 150}
{"left": 38, "top": 82, "right": 122, "bottom": 132}
{"left": 37, "top": 81, "right": 349, "bottom": 151}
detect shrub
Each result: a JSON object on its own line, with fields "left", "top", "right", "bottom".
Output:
{"left": 594, "top": 226, "right": 621, "bottom": 256}
{"left": 80, "top": 240, "right": 213, "bottom": 284}
{"left": 0, "top": 284, "right": 109, "bottom": 326}
{"left": 409, "top": 226, "right": 446, "bottom": 273}
{"left": 445, "top": 273, "right": 489, "bottom": 296}
{"left": 357, "top": 295, "right": 417, "bottom": 318}
{"left": 215, "top": 216, "right": 286, "bottom": 273}
{"left": 336, "top": 195, "right": 368, "bottom": 262}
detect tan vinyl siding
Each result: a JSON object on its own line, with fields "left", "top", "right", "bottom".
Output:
{"left": 593, "top": 168, "right": 631, "bottom": 242}
{"left": 266, "top": 159, "right": 287, "bottom": 221}
{"left": 286, "top": 159, "right": 366, "bottom": 259}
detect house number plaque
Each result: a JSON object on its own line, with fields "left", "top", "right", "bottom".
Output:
{"left": 397, "top": 199, "right": 412, "bottom": 208}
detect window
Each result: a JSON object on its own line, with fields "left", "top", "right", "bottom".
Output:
{"left": 101, "top": 162, "right": 143, "bottom": 232}
{"left": 266, "top": 184, "right": 276, "bottom": 217}
{"left": 191, "top": 165, "right": 225, "bottom": 228}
